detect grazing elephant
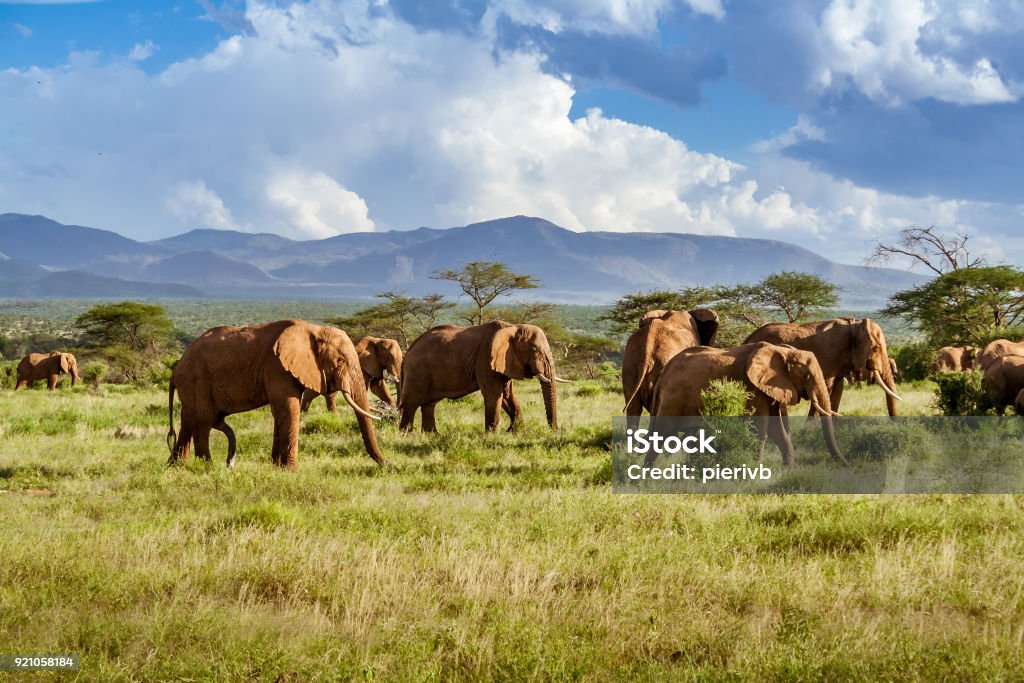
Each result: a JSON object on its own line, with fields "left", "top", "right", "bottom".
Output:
{"left": 982, "top": 355, "right": 1024, "bottom": 415}
{"left": 167, "top": 319, "right": 386, "bottom": 469}
{"left": 399, "top": 320, "right": 565, "bottom": 432}
{"left": 302, "top": 336, "right": 403, "bottom": 412}
{"left": 744, "top": 318, "right": 901, "bottom": 417}
{"left": 15, "top": 352, "right": 80, "bottom": 390}
{"left": 651, "top": 342, "right": 844, "bottom": 466}
{"left": 931, "top": 345, "right": 979, "bottom": 373}
{"left": 976, "top": 340, "right": 1024, "bottom": 372}
{"left": 622, "top": 308, "right": 719, "bottom": 422}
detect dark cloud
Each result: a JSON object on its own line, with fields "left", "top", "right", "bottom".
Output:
{"left": 494, "top": 17, "right": 727, "bottom": 108}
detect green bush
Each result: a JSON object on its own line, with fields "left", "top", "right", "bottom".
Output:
{"left": 81, "top": 361, "right": 107, "bottom": 389}
{"left": 891, "top": 343, "right": 934, "bottom": 382}
{"left": 0, "top": 360, "right": 17, "bottom": 390}
{"left": 701, "top": 379, "right": 753, "bottom": 417}
{"left": 932, "top": 370, "right": 986, "bottom": 416}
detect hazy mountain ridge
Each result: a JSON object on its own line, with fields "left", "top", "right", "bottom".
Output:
{"left": 0, "top": 213, "right": 924, "bottom": 306}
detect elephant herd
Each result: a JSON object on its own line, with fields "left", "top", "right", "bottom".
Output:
{"left": 623, "top": 312, "right": 901, "bottom": 466}
{"left": 157, "top": 312, "right": 902, "bottom": 470}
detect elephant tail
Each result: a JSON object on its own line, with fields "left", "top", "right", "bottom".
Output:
{"left": 623, "top": 359, "right": 653, "bottom": 413}
{"left": 166, "top": 377, "right": 177, "bottom": 454}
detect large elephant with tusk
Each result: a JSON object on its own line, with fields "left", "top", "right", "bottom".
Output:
{"left": 15, "top": 352, "right": 81, "bottom": 390}
{"left": 301, "top": 335, "right": 403, "bottom": 413}
{"left": 651, "top": 342, "right": 845, "bottom": 466}
{"left": 744, "top": 317, "right": 902, "bottom": 417}
{"left": 398, "top": 320, "right": 568, "bottom": 432}
{"left": 167, "top": 319, "right": 386, "bottom": 469}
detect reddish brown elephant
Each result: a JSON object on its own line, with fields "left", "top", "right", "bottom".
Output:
{"left": 167, "top": 319, "right": 385, "bottom": 469}
{"left": 745, "top": 318, "right": 901, "bottom": 416}
{"left": 651, "top": 341, "right": 844, "bottom": 466}
{"left": 15, "top": 352, "right": 80, "bottom": 390}
{"left": 976, "top": 339, "right": 1024, "bottom": 372}
{"left": 622, "top": 308, "right": 719, "bottom": 422}
{"left": 302, "top": 336, "right": 403, "bottom": 413}
{"left": 931, "top": 345, "right": 979, "bottom": 373}
{"left": 982, "top": 355, "right": 1024, "bottom": 415}
{"left": 399, "top": 321, "right": 564, "bottom": 433}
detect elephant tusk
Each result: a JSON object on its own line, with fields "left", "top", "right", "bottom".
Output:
{"left": 811, "top": 398, "right": 842, "bottom": 417}
{"left": 555, "top": 376, "right": 572, "bottom": 383}
{"left": 341, "top": 391, "right": 381, "bottom": 420}
{"left": 873, "top": 370, "right": 903, "bottom": 401}
{"left": 536, "top": 373, "right": 551, "bottom": 383}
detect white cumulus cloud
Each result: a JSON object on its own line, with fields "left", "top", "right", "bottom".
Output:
{"left": 266, "top": 168, "right": 374, "bottom": 238}
{"left": 167, "top": 180, "right": 239, "bottom": 230}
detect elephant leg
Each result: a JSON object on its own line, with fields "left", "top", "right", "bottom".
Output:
{"left": 300, "top": 389, "right": 315, "bottom": 413}
{"left": 502, "top": 383, "right": 521, "bottom": 432}
{"left": 270, "top": 397, "right": 301, "bottom": 469}
{"left": 422, "top": 401, "right": 439, "bottom": 433}
{"left": 483, "top": 390, "right": 503, "bottom": 433}
{"left": 752, "top": 417, "right": 770, "bottom": 461}
{"left": 169, "top": 421, "right": 194, "bottom": 464}
{"left": 15, "top": 379, "right": 27, "bottom": 390}
{"left": 768, "top": 410, "right": 795, "bottom": 466}
{"left": 625, "top": 392, "right": 643, "bottom": 432}
{"left": 48, "top": 374, "right": 58, "bottom": 390}
{"left": 194, "top": 425, "right": 213, "bottom": 462}
{"left": 323, "top": 392, "right": 338, "bottom": 414}
{"left": 830, "top": 378, "right": 845, "bottom": 414}
{"left": 400, "top": 403, "right": 418, "bottom": 432}
{"left": 215, "top": 418, "right": 237, "bottom": 469}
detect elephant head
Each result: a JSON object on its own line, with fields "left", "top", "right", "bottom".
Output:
{"left": 490, "top": 322, "right": 560, "bottom": 428}
{"left": 746, "top": 344, "right": 844, "bottom": 463}
{"left": 360, "top": 337, "right": 404, "bottom": 395}
{"left": 851, "top": 318, "right": 901, "bottom": 413}
{"left": 56, "top": 352, "right": 80, "bottom": 386}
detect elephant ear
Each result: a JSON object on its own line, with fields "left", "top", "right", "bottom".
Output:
{"left": 59, "top": 354, "right": 71, "bottom": 373}
{"left": 746, "top": 344, "right": 800, "bottom": 405}
{"left": 489, "top": 323, "right": 527, "bottom": 379}
{"left": 359, "top": 341, "right": 383, "bottom": 378}
{"left": 689, "top": 308, "right": 719, "bottom": 346}
{"left": 274, "top": 323, "right": 328, "bottom": 394}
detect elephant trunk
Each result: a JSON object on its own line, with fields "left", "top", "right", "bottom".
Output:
{"left": 345, "top": 369, "right": 387, "bottom": 466}
{"left": 541, "top": 357, "right": 558, "bottom": 429}
{"left": 71, "top": 365, "right": 79, "bottom": 386}
{"left": 813, "top": 383, "right": 845, "bottom": 464}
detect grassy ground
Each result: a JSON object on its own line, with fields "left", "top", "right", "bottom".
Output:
{"left": 2, "top": 380, "right": 1023, "bottom": 681}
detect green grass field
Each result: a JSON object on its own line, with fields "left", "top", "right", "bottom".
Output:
{"left": 2, "top": 380, "right": 1023, "bottom": 681}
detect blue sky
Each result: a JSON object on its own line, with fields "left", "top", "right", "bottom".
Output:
{"left": 1, "top": 0, "right": 1023, "bottom": 267}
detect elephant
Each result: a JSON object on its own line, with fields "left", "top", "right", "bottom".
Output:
{"left": 849, "top": 358, "right": 899, "bottom": 387}
{"left": 650, "top": 342, "right": 844, "bottom": 466}
{"left": 15, "top": 352, "right": 80, "bottom": 390}
{"left": 622, "top": 308, "right": 719, "bottom": 422}
{"left": 931, "top": 345, "right": 979, "bottom": 373}
{"left": 982, "top": 355, "right": 1024, "bottom": 415}
{"left": 167, "top": 319, "right": 386, "bottom": 469}
{"left": 976, "top": 339, "right": 1024, "bottom": 372}
{"left": 744, "top": 318, "right": 901, "bottom": 417}
{"left": 301, "top": 336, "right": 403, "bottom": 413}
{"left": 399, "top": 320, "right": 565, "bottom": 432}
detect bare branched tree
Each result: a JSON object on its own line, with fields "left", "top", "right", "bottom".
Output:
{"left": 867, "top": 225, "right": 982, "bottom": 275}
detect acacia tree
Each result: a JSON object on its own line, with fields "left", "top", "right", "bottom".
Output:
{"left": 747, "top": 271, "right": 839, "bottom": 323}
{"left": 432, "top": 261, "right": 540, "bottom": 325}
{"left": 883, "top": 265, "right": 1024, "bottom": 345}
{"left": 329, "top": 291, "right": 454, "bottom": 348}
{"left": 868, "top": 225, "right": 982, "bottom": 275}
{"left": 75, "top": 301, "right": 177, "bottom": 380}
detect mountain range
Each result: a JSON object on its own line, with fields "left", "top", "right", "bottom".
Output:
{"left": 0, "top": 213, "right": 925, "bottom": 308}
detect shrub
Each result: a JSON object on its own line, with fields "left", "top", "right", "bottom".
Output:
{"left": 0, "top": 360, "right": 17, "bottom": 390}
{"left": 891, "top": 343, "right": 934, "bottom": 382}
{"left": 933, "top": 370, "right": 986, "bottom": 416}
{"left": 81, "top": 361, "right": 107, "bottom": 389}
{"left": 701, "top": 379, "right": 753, "bottom": 417}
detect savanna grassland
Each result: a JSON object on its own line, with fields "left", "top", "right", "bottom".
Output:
{"left": 3, "top": 378, "right": 1024, "bottom": 682}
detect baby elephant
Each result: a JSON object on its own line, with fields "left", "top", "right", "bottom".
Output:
{"left": 651, "top": 342, "right": 844, "bottom": 466}
{"left": 301, "top": 336, "right": 403, "bottom": 413}
{"left": 16, "top": 352, "right": 80, "bottom": 390}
